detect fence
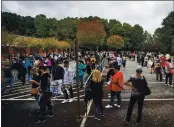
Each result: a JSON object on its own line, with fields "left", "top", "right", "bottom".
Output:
{"left": 84, "top": 58, "right": 107, "bottom": 88}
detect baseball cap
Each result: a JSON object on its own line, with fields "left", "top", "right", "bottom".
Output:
{"left": 136, "top": 66, "right": 143, "bottom": 73}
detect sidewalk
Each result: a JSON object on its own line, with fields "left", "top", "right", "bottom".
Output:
{"left": 85, "top": 101, "right": 174, "bottom": 127}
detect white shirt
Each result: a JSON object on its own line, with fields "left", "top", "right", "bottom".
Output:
{"left": 117, "top": 57, "right": 122, "bottom": 66}
{"left": 63, "top": 67, "right": 74, "bottom": 85}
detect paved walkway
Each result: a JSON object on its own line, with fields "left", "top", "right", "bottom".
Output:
{"left": 83, "top": 60, "right": 174, "bottom": 127}
{"left": 1, "top": 60, "right": 174, "bottom": 127}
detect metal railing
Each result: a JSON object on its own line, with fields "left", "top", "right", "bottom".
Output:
{"left": 84, "top": 58, "right": 108, "bottom": 89}
{"left": 82, "top": 58, "right": 108, "bottom": 116}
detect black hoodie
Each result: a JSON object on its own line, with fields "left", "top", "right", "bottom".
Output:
{"left": 40, "top": 72, "right": 51, "bottom": 92}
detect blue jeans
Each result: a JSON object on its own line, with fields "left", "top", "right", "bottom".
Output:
{"left": 1, "top": 78, "right": 13, "bottom": 89}
{"left": 109, "top": 91, "right": 121, "bottom": 106}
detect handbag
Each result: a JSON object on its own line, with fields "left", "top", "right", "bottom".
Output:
{"left": 142, "top": 76, "right": 151, "bottom": 96}
{"left": 143, "top": 85, "right": 151, "bottom": 96}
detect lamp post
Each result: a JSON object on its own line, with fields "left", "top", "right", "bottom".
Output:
{"left": 74, "top": 39, "right": 80, "bottom": 119}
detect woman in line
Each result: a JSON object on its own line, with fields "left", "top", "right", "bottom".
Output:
{"left": 88, "top": 69, "right": 104, "bottom": 120}
{"left": 78, "top": 60, "right": 86, "bottom": 88}
{"left": 124, "top": 66, "right": 149, "bottom": 126}
{"left": 150, "top": 57, "right": 155, "bottom": 74}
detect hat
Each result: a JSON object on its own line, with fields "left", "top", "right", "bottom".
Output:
{"left": 136, "top": 66, "right": 143, "bottom": 73}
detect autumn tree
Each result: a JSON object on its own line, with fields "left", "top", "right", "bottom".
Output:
{"left": 107, "top": 35, "right": 124, "bottom": 50}
{"left": 76, "top": 20, "right": 106, "bottom": 48}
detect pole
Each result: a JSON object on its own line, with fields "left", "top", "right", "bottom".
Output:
{"left": 74, "top": 39, "right": 80, "bottom": 119}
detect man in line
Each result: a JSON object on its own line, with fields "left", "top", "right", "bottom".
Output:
{"left": 61, "top": 61, "right": 74, "bottom": 104}
{"left": 51, "top": 60, "right": 64, "bottom": 97}
{"left": 117, "top": 55, "right": 122, "bottom": 71}
{"left": 105, "top": 65, "right": 124, "bottom": 108}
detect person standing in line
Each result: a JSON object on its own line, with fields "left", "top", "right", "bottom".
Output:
{"left": 150, "top": 57, "right": 155, "bottom": 74}
{"left": 30, "top": 67, "right": 41, "bottom": 108}
{"left": 61, "top": 61, "right": 74, "bottom": 104}
{"left": 124, "top": 66, "right": 149, "bottom": 126}
{"left": 35, "top": 66, "right": 53, "bottom": 123}
{"left": 122, "top": 56, "right": 127, "bottom": 69}
{"left": 91, "top": 55, "right": 96, "bottom": 70}
{"left": 78, "top": 60, "right": 86, "bottom": 88}
{"left": 141, "top": 55, "right": 145, "bottom": 67}
{"left": 88, "top": 69, "right": 104, "bottom": 120}
{"left": 105, "top": 65, "right": 124, "bottom": 108}
{"left": 46, "top": 56, "right": 52, "bottom": 74}
{"left": 86, "top": 61, "right": 92, "bottom": 76}
{"left": 165, "top": 59, "right": 173, "bottom": 87}
{"left": 155, "top": 63, "right": 162, "bottom": 81}
{"left": 106, "top": 64, "right": 115, "bottom": 99}
{"left": 1, "top": 63, "right": 13, "bottom": 93}
{"left": 116, "top": 55, "right": 122, "bottom": 71}
{"left": 51, "top": 60, "right": 64, "bottom": 97}
{"left": 144, "top": 55, "right": 148, "bottom": 67}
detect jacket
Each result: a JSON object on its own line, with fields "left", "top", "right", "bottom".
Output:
{"left": 109, "top": 71, "right": 124, "bottom": 92}
{"left": 78, "top": 63, "right": 86, "bottom": 77}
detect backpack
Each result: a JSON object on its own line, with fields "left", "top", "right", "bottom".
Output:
{"left": 165, "top": 63, "right": 170, "bottom": 74}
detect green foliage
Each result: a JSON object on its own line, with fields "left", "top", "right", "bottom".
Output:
{"left": 2, "top": 12, "right": 148, "bottom": 50}
{"left": 154, "top": 11, "right": 174, "bottom": 53}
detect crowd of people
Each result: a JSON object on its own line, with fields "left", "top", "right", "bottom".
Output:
{"left": 136, "top": 52, "right": 174, "bottom": 87}
{"left": 1, "top": 50, "right": 108, "bottom": 123}
{"left": 1, "top": 50, "right": 174, "bottom": 124}
{"left": 84, "top": 51, "right": 173, "bottom": 126}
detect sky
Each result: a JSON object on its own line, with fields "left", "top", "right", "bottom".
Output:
{"left": 2, "top": 1, "right": 174, "bottom": 34}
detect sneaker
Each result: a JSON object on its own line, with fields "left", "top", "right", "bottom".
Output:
{"left": 47, "top": 113, "right": 53, "bottom": 117}
{"left": 94, "top": 117, "right": 101, "bottom": 120}
{"left": 114, "top": 104, "right": 121, "bottom": 108}
{"left": 105, "top": 104, "right": 113, "bottom": 108}
{"left": 61, "top": 99, "right": 69, "bottom": 104}
{"left": 68, "top": 98, "right": 74, "bottom": 103}
{"left": 35, "top": 119, "right": 45, "bottom": 123}
{"left": 101, "top": 114, "right": 104, "bottom": 117}
{"left": 165, "top": 84, "right": 168, "bottom": 86}
{"left": 170, "top": 85, "right": 174, "bottom": 87}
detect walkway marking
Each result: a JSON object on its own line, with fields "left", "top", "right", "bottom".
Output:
{"left": 80, "top": 66, "right": 106, "bottom": 127}
{"left": 2, "top": 98, "right": 174, "bottom": 101}
{"left": 2, "top": 90, "right": 31, "bottom": 97}
{"left": 80, "top": 100, "right": 93, "bottom": 127}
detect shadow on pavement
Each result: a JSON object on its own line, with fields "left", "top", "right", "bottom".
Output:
{"left": 2, "top": 100, "right": 86, "bottom": 127}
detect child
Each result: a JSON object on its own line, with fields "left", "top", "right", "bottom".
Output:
{"left": 30, "top": 67, "right": 40, "bottom": 105}
{"left": 106, "top": 64, "right": 115, "bottom": 98}
{"left": 35, "top": 66, "right": 53, "bottom": 123}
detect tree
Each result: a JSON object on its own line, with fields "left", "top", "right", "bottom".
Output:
{"left": 107, "top": 35, "right": 124, "bottom": 50}
{"left": 76, "top": 20, "right": 106, "bottom": 48}
{"left": 153, "top": 11, "right": 174, "bottom": 53}
{"left": 35, "top": 14, "right": 49, "bottom": 37}
{"left": 130, "top": 24, "right": 144, "bottom": 50}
